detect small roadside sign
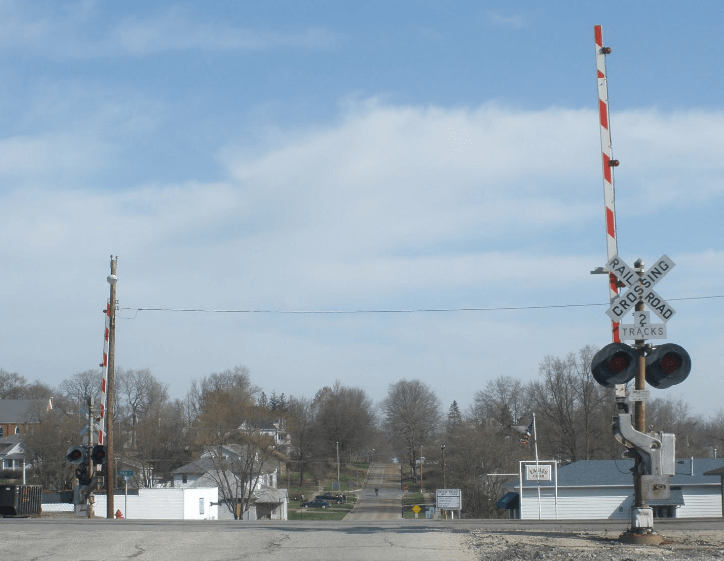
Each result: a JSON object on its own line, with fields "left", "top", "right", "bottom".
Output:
{"left": 412, "top": 505, "right": 421, "bottom": 514}
{"left": 436, "top": 489, "right": 462, "bottom": 510}
{"left": 525, "top": 464, "right": 552, "bottom": 481}
{"left": 119, "top": 470, "right": 133, "bottom": 479}
{"left": 628, "top": 390, "right": 650, "bottom": 402}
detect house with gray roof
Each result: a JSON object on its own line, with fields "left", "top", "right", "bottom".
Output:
{"left": 0, "top": 398, "right": 52, "bottom": 438}
{"left": 498, "top": 458, "right": 724, "bottom": 520}
{"left": 170, "top": 447, "right": 288, "bottom": 520}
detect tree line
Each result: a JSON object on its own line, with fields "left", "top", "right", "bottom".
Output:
{"left": 2, "top": 343, "right": 723, "bottom": 518}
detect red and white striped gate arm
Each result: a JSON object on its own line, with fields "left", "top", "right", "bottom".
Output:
{"left": 594, "top": 25, "right": 621, "bottom": 343}
{"left": 99, "top": 299, "right": 110, "bottom": 444}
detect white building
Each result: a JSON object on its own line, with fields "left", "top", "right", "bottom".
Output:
{"left": 92, "top": 487, "right": 219, "bottom": 520}
{"left": 498, "top": 458, "right": 724, "bottom": 520}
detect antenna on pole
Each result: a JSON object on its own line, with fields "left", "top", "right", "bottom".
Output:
{"left": 593, "top": 24, "right": 621, "bottom": 344}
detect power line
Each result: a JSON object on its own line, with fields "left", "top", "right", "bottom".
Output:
{"left": 117, "top": 294, "right": 724, "bottom": 318}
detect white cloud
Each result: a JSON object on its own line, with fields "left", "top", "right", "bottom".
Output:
{"left": 485, "top": 11, "right": 527, "bottom": 30}
{"left": 0, "top": 133, "right": 111, "bottom": 179}
{"left": 0, "top": 2, "right": 337, "bottom": 57}
{"left": 614, "top": 109, "right": 724, "bottom": 204}
{"left": 1, "top": 99, "right": 723, "bottom": 414}
{"left": 112, "top": 10, "right": 336, "bottom": 55}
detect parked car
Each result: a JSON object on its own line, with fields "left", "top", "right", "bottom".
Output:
{"left": 301, "top": 499, "right": 330, "bottom": 508}
{"left": 315, "top": 493, "right": 345, "bottom": 504}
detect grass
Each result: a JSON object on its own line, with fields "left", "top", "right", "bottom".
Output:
{"left": 282, "top": 463, "right": 367, "bottom": 501}
{"left": 288, "top": 494, "right": 357, "bottom": 521}
{"left": 280, "top": 462, "right": 366, "bottom": 521}
{"left": 402, "top": 492, "right": 424, "bottom": 505}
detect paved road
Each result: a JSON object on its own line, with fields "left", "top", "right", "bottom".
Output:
{"left": 3, "top": 463, "right": 722, "bottom": 560}
{"left": 345, "top": 462, "right": 403, "bottom": 521}
{"left": 0, "top": 518, "right": 480, "bottom": 561}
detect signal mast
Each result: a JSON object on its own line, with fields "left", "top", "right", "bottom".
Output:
{"left": 591, "top": 25, "right": 691, "bottom": 545}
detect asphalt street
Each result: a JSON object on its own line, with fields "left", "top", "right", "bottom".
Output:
{"left": 2, "top": 463, "right": 722, "bottom": 560}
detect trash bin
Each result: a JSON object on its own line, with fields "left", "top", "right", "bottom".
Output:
{"left": 0, "top": 485, "right": 43, "bottom": 516}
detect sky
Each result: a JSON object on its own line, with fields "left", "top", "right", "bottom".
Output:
{"left": 1, "top": 1, "right": 723, "bottom": 419}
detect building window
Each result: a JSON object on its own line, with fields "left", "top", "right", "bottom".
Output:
{"left": 182, "top": 474, "right": 187, "bottom": 484}
{"left": 15, "top": 426, "right": 20, "bottom": 434}
{"left": 0, "top": 426, "right": 3, "bottom": 437}
{"left": 199, "top": 498, "right": 204, "bottom": 515}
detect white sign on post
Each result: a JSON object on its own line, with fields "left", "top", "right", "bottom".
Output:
{"left": 525, "top": 464, "right": 552, "bottom": 481}
{"left": 619, "top": 311, "right": 667, "bottom": 340}
{"left": 605, "top": 255, "right": 676, "bottom": 325}
{"left": 436, "top": 489, "right": 462, "bottom": 510}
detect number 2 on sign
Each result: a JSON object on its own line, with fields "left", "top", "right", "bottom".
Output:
{"left": 634, "top": 311, "right": 650, "bottom": 328}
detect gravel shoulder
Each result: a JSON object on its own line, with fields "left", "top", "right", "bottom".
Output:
{"left": 466, "top": 529, "right": 724, "bottom": 561}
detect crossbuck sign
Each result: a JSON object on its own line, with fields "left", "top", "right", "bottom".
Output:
{"left": 605, "top": 255, "right": 675, "bottom": 340}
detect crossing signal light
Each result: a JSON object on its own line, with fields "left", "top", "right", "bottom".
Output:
{"left": 591, "top": 342, "right": 638, "bottom": 387}
{"left": 645, "top": 343, "right": 691, "bottom": 389}
{"left": 66, "top": 445, "right": 87, "bottom": 466}
{"left": 91, "top": 445, "right": 107, "bottom": 465}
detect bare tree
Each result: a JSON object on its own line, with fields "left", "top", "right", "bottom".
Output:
{"left": 0, "top": 369, "right": 28, "bottom": 399}
{"left": 647, "top": 395, "right": 705, "bottom": 457}
{"left": 132, "top": 400, "right": 191, "bottom": 487}
{"left": 313, "top": 382, "right": 376, "bottom": 465}
{"left": 59, "top": 370, "right": 102, "bottom": 411}
{"left": 705, "top": 409, "right": 724, "bottom": 458}
{"left": 23, "top": 409, "right": 80, "bottom": 490}
{"left": 472, "top": 375, "right": 527, "bottom": 427}
{"left": 527, "top": 346, "right": 612, "bottom": 462}
{"left": 0, "top": 370, "right": 53, "bottom": 400}
{"left": 117, "top": 368, "right": 169, "bottom": 448}
{"left": 443, "top": 419, "right": 520, "bottom": 518}
{"left": 286, "top": 396, "right": 315, "bottom": 486}
{"left": 187, "top": 365, "right": 258, "bottom": 421}
{"left": 381, "top": 379, "right": 441, "bottom": 475}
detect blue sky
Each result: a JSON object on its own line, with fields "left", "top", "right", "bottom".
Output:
{"left": 1, "top": 1, "right": 723, "bottom": 418}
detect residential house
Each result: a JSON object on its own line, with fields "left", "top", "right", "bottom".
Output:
{"left": 498, "top": 458, "right": 724, "bottom": 520}
{"left": 171, "top": 445, "right": 288, "bottom": 520}
{"left": 238, "top": 419, "right": 291, "bottom": 455}
{"left": 0, "top": 434, "right": 24, "bottom": 472}
{"left": 0, "top": 398, "right": 53, "bottom": 438}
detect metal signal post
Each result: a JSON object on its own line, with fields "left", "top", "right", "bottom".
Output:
{"left": 591, "top": 28, "right": 692, "bottom": 544}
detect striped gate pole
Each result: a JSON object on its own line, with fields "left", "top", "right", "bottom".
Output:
{"left": 99, "top": 300, "right": 110, "bottom": 445}
{"left": 594, "top": 25, "right": 621, "bottom": 343}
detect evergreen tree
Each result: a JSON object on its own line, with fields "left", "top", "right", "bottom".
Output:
{"left": 447, "top": 400, "right": 462, "bottom": 432}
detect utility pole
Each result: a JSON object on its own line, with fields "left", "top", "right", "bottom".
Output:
{"left": 441, "top": 445, "right": 446, "bottom": 489}
{"left": 87, "top": 396, "right": 94, "bottom": 519}
{"left": 106, "top": 256, "right": 118, "bottom": 518}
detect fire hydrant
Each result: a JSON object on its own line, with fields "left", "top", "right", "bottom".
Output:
{"left": 115, "top": 509, "right": 124, "bottom": 519}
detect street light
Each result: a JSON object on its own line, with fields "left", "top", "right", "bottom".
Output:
{"left": 441, "top": 445, "right": 446, "bottom": 489}
{"left": 336, "top": 441, "right": 340, "bottom": 492}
